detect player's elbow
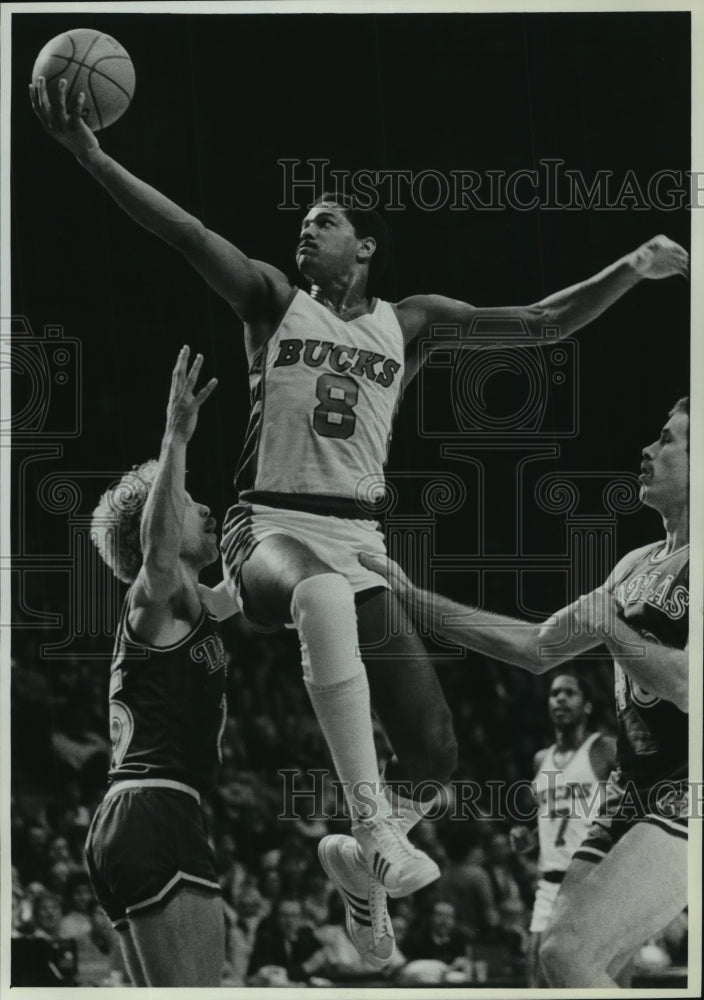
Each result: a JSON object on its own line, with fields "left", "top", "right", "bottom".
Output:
{"left": 516, "top": 629, "right": 553, "bottom": 674}
{"left": 519, "top": 302, "right": 552, "bottom": 339}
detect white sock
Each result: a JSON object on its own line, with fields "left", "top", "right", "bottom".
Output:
{"left": 381, "top": 771, "right": 440, "bottom": 835}
{"left": 291, "top": 574, "right": 387, "bottom": 822}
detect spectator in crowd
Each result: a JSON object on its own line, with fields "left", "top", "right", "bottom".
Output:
{"left": 58, "top": 872, "right": 120, "bottom": 985}
{"left": 302, "top": 863, "right": 334, "bottom": 927}
{"left": 223, "top": 878, "right": 268, "bottom": 986}
{"left": 402, "top": 899, "right": 472, "bottom": 965}
{"left": 484, "top": 829, "right": 531, "bottom": 952}
{"left": 30, "top": 892, "right": 64, "bottom": 940}
{"left": 12, "top": 887, "right": 27, "bottom": 938}
{"left": 436, "top": 826, "right": 501, "bottom": 936}
{"left": 246, "top": 896, "right": 326, "bottom": 983}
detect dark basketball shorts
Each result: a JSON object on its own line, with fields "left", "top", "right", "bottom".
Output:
{"left": 573, "top": 772, "right": 689, "bottom": 865}
{"left": 84, "top": 780, "right": 221, "bottom": 929}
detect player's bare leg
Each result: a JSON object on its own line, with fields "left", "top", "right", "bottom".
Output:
{"left": 527, "top": 931, "right": 547, "bottom": 987}
{"left": 539, "top": 824, "right": 687, "bottom": 986}
{"left": 116, "top": 926, "right": 148, "bottom": 986}
{"left": 358, "top": 589, "right": 458, "bottom": 803}
{"left": 127, "top": 886, "right": 225, "bottom": 986}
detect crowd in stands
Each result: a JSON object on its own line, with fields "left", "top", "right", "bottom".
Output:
{"left": 10, "top": 612, "right": 688, "bottom": 986}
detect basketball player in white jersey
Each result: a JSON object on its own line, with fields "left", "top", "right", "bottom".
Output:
{"left": 518, "top": 672, "right": 616, "bottom": 985}
{"left": 32, "top": 77, "right": 689, "bottom": 969}
{"left": 363, "top": 398, "right": 689, "bottom": 985}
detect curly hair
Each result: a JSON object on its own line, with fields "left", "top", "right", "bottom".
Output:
{"left": 90, "top": 460, "right": 158, "bottom": 583}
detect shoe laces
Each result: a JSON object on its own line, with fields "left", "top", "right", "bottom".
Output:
{"left": 368, "top": 877, "right": 393, "bottom": 942}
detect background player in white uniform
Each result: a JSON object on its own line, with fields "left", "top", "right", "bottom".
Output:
{"left": 516, "top": 672, "right": 616, "bottom": 985}
{"left": 364, "top": 397, "right": 689, "bottom": 986}
{"left": 31, "top": 77, "right": 689, "bottom": 969}
{"left": 87, "top": 348, "right": 236, "bottom": 986}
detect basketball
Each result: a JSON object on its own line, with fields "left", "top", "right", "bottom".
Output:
{"left": 32, "top": 28, "right": 135, "bottom": 131}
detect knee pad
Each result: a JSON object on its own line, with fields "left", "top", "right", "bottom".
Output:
{"left": 290, "top": 573, "right": 362, "bottom": 686}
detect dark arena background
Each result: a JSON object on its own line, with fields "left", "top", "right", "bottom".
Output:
{"left": 6, "top": 6, "right": 692, "bottom": 989}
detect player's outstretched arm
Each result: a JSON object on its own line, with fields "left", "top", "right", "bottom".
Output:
{"left": 30, "top": 77, "right": 291, "bottom": 325}
{"left": 397, "top": 236, "right": 689, "bottom": 345}
{"left": 136, "top": 347, "right": 217, "bottom": 607}
{"left": 359, "top": 553, "right": 600, "bottom": 672}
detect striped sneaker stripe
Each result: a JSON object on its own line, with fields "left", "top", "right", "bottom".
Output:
{"left": 342, "top": 886, "right": 369, "bottom": 907}
{"left": 343, "top": 893, "right": 371, "bottom": 918}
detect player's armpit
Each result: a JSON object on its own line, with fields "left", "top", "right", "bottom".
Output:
{"left": 127, "top": 571, "right": 198, "bottom": 645}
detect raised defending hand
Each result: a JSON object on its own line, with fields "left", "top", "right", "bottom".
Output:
{"left": 165, "top": 346, "right": 218, "bottom": 445}
{"left": 29, "top": 76, "right": 100, "bottom": 160}
{"left": 630, "top": 234, "right": 689, "bottom": 280}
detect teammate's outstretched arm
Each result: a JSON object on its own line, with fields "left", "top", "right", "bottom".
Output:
{"left": 30, "top": 78, "right": 291, "bottom": 324}
{"left": 362, "top": 554, "right": 689, "bottom": 706}
{"left": 397, "top": 236, "right": 689, "bottom": 346}
{"left": 359, "top": 553, "right": 601, "bottom": 672}
{"left": 135, "top": 347, "right": 216, "bottom": 611}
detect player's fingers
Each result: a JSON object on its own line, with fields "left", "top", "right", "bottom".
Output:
{"left": 72, "top": 91, "right": 87, "bottom": 126}
{"left": 35, "top": 77, "right": 56, "bottom": 129}
{"left": 56, "top": 78, "right": 69, "bottom": 123}
{"left": 171, "top": 345, "right": 189, "bottom": 389}
{"left": 359, "top": 551, "right": 388, "bottom": 575}
{"left": 185, "top": 353, "right": 204, "bottom": 389}
{"left": 195, "top": 377, "right": 218, "bottom": 406}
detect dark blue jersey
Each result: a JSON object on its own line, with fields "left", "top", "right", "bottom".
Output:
{"left": 610, "top": 542, "right": 688, "bottom": 789}
{"left": 107, "top": 591, "right": 228, "bottom": 795}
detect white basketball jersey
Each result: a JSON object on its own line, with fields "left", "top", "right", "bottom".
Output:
{"left": 534, "top": 732, "right": 601, "bottom": 873}
{"left": 235, "top": 290, "right": 405, "bottom": 514}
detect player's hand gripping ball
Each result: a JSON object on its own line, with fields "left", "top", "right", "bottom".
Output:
{"left": 32, "top": 28, "right": 135, "bottom": 131}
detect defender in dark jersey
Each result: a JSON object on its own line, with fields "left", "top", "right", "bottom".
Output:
{"left": 86, "top": 348, "right": 234, "bottom": 986}
{"left": 364, "top": 397, "right": 690, "bottom": 987}
{"left": 32, "top": 77, "right": 689, "bottom": 968}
